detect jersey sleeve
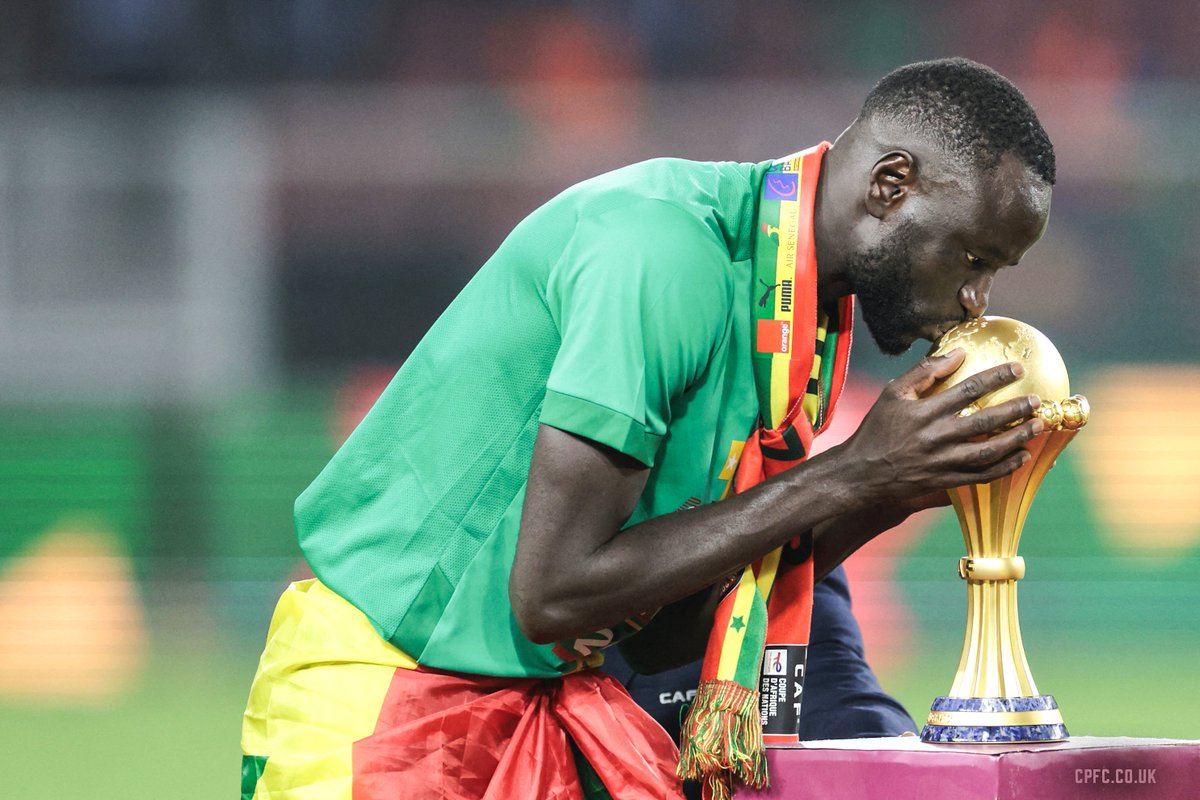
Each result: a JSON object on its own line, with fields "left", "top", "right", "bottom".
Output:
{"left": 540, "top": 199, "right": 735, "bottom": 467}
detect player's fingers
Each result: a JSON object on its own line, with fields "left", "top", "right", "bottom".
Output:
{"left": 959, "top": 448, "right": 1033, "bottom": 484}
{"left": 891, "top": 349, "right": 966, "bottom": 399}
{"left": 943, "top": 418, "right": 1042, "bottom": 469}
{"left": 926, "top": 362, "right": 1024, "bottom": 415}
{"left": 941, "top": 395, "right": 1042, "bottom": 440}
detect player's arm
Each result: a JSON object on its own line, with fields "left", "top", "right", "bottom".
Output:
{"left": 510, "top": 350, "right": 1043, "bottom": 648}
{"left": 615, "top": 487, "right": 948, "bottom": 674}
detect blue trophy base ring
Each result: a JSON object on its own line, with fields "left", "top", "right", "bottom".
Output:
{"left": 921, "top": 695, "right": 1069, "bottom": 743}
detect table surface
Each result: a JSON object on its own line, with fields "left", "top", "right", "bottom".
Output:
{"left": 738, "top": 736, "right": 1200, "bottom": 799}
{"left": 775, "top": 734, "right": 1200, "bottom": 753}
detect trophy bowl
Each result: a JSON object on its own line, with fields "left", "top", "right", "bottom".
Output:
{"left": 919, "top": 316, "right": 1088, "bottom": 743}
{"left": 928, "top": 317, "right": 1069, "bottom": 409}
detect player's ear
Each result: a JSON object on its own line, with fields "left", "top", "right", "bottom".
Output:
{"left": 865, "top": 150, "right": 915, "bottom": 219}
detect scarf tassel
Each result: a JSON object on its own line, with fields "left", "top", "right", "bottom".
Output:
{"left": 676, "top": 678, "right": 768, "bottom": 800}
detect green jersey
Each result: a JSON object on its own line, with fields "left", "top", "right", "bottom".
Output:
{"left": 296, "top": 157, "right": 774, "bottom": 677}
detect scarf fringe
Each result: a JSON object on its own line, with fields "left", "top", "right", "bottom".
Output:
{"left": 677, "top": 679, "right": 768, "bottom": 800}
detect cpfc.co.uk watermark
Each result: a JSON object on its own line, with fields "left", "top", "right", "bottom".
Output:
{"left": 1075, "top": 767, "right": 1157, "bottom": 785}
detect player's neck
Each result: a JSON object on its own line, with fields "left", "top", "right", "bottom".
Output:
{"left": 813, "top": 139, "right": 855, "bottom": 315}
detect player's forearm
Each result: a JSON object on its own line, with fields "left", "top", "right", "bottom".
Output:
{"left": 517, "top": 442, "right": 875, "bottom": 644}
{"left": 811, "top": 499, "right": 912, "bottom": 582}
{"left": 611, "top": 500, "right": 913, "bottom": 673}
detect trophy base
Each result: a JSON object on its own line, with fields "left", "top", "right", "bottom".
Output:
{"left": 921, "top": 695, "right": 1068, "bottom": 743}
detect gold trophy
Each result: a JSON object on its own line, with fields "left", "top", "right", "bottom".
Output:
{"left": 920, "top": 316, "right": 1089, "bottom": 743}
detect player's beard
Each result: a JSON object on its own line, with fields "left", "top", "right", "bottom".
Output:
{"left": 851, "top": 219, "right": 933, "bottom": 356}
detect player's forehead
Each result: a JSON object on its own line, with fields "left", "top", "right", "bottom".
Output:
{"left": 925, "top": 153, "right": 1050, "bottom": 255}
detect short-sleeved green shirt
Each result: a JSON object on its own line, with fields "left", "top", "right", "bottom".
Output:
{"left": 296, "top": 157, "right": 774, "bottom": 677}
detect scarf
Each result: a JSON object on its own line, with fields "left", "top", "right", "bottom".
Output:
{"left": 677, "top": 143, "right": 854, "bottom": 799}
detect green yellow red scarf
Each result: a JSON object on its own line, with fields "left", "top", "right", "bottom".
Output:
{"left": 678, "top": 143, "right": 854, "bottom": 799}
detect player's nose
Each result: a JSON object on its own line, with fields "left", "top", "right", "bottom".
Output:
{"left": 959, "top": 274, "right": 993, "bottom": 319}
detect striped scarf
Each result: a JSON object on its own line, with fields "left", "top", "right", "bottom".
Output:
{"left": 677, "top": 143, "right": 853, "bottom": 799}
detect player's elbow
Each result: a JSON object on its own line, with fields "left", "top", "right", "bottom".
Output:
{"left": 509, "top": 579, "right": 576, "bottom": 645}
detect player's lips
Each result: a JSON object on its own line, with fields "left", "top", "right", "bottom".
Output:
{"left": 922, "top": 323, "right": 954, "bottom": 343}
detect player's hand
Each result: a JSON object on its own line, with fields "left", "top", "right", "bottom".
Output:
{"left": 837, "top": 349, "right": 1043, "bottom": 504}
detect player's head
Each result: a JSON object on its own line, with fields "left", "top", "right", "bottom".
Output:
{"left": 826, "top": 57, "right": 1055, "bottom": 356}
{"left": 860, "top": 57, "right": 1055, "bottom": 187}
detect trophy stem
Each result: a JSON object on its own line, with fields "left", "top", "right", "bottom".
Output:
{"left": 921, "top": 426, "right": 1082, "bottom": 744}
{"left": 951, "top": 577, "right": 1037, "bottom": 698}
{"left": 922, "top": 560, "right": 1068, "bottom": 742}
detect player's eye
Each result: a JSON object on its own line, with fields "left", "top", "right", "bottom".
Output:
{"left": 965, "top": 251, "right": 983, "bottom": 267}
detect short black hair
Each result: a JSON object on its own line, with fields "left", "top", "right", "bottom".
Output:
{"left": 861, "top": 57, "right": 1056, "bottom": 186}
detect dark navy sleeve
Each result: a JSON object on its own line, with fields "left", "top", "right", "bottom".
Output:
{"left": 798, "top": 564, "right": 917, "bottom": 738}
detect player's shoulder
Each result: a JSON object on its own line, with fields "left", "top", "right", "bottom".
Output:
{"left": 577, "top": 157, "right": 756, "bottom": 201}
{"left": 562, "top": 158, "right": 759, "bottom": 253}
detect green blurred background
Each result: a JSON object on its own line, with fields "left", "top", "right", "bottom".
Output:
{"left": 1, "top": 2, "right": 1198, "bottom": 797}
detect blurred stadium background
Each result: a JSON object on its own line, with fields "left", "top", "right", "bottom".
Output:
{"left": 1, "top": 2, "right": 1198, "bottom": 797}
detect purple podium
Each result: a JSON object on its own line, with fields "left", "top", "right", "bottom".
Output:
{"left": 738, "top": 737, "right": 1200, "bottom": 799}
